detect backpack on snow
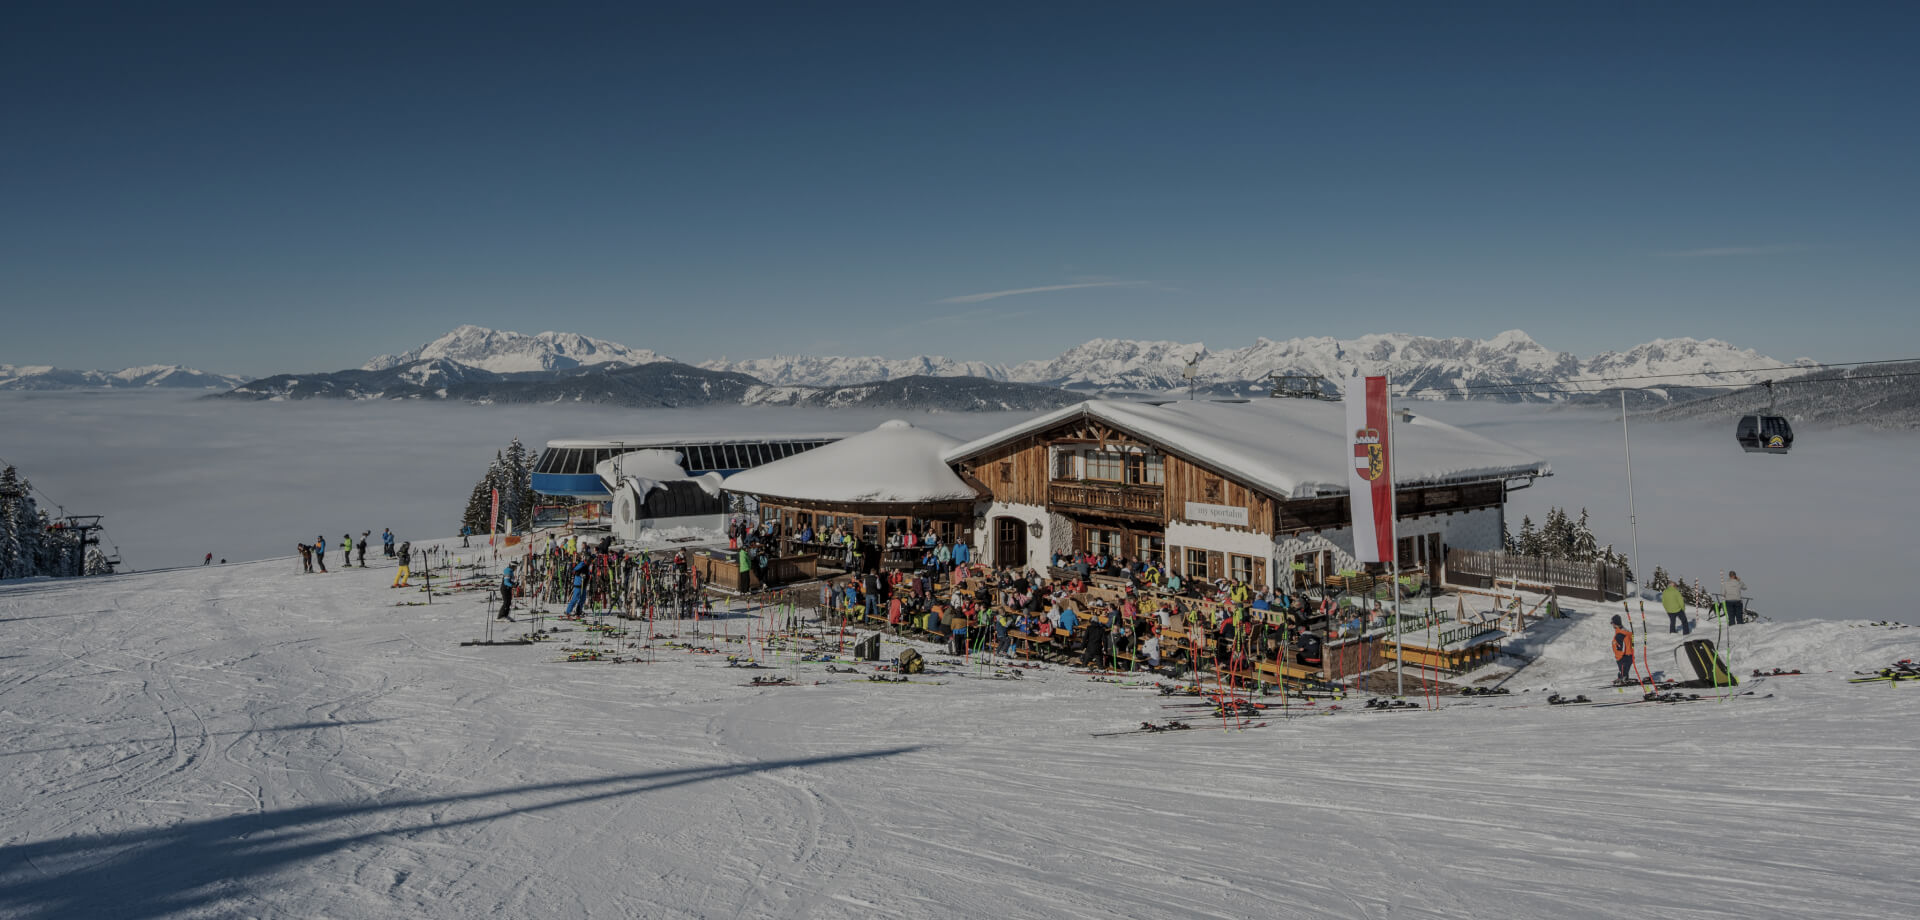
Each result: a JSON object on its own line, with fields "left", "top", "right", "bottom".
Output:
{"left": 897, "top": 647, "right": 924, "bottom": 675}
{"left": 1680, "top": 638, "right": 1737, "bottom": 688}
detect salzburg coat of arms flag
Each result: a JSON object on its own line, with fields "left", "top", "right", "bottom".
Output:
{"left": 1345, "top": 371, "right": 1394, "bottom": 564}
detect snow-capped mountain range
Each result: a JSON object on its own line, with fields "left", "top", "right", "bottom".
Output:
{"left": 363, "top": 325, "right": 667, "bottom": 374}
{"left": 0, "top": 364, "right": 248, "bottom": 391}
{"left": 7, "top": 326, "right": 1816, "bottom": 401}
{"left": 701, "top": 330, "right": 1814, "bottom": 397}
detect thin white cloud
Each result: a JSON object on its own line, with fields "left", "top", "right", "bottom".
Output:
{"left": 1657, "top": 244, "right": 1806, "bottom": 259}
{"left": 937, "top": 281, "right": 1147, "bottom": 304}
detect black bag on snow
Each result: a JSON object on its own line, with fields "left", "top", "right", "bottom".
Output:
{"left": 1680, "top": 638, "right": 1737, "bottom": 688}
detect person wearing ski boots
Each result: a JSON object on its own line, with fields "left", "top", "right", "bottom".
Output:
{"left": 392, "top": 542, "right": 412, "bottom": 588}
{"left": 1611, "top": 614, "right": 1636, "bottom": 684}
{"left": 499, "top": 561, "right": 519, "bottom": 621}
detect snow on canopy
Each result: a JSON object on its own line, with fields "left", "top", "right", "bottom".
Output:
{"left": 595, "top": 449, "right": 723, "bottom": 500}
{"left": 722, "top": 420, "right": 980, "bottom": 504}
{"left": 944, "top": 399, "right": 1550, "bottom": 499}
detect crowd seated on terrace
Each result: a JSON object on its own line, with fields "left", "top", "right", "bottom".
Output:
{"left": 821, "top": 554, "right": 1359, "bottom": 684}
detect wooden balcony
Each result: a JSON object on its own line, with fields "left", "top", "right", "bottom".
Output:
{"left": 1048, "top": 480, "right": 1164, "bottom": 521}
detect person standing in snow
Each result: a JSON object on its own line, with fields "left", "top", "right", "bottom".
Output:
{"left": 460, "top": 525, "right": 471, "bottom": 547}
{"left": 1722, "top": 571, "right": 1748, "bottom": 625}
{"left": 315, "top": 535, "right": 328, "bottom": 573}
{"left": 499, "top": 560, "right": 519, "bottom": 620}
{"left": 392, "top": 542, "right": 412, "bottom": 588}
{"left": 298, "top": 543, "right": 313, "bottom": 573}
{"left": 564, "top": 554, "right": 590, "bottom": 616}
{"left": 357, "top": 531, "right": 369, "bottom": 568}
{"left": 383, "top": 528, "right": 395, "bottom": 558}
{"left": 1611, "top": 614, "right": 1636, "bottom": 684}
{"left": 1661, "top": 582, "right": 1688, "bottom": 634}
{"left": 203, "top": 552, "right": 213, "bottom": 566}
{"left": 341, "top": 534, "right": 352, "bottom": 569}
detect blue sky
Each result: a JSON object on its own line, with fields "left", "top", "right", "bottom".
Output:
{"left": 3, "top": 2, "right": 1915, "bottom": 376}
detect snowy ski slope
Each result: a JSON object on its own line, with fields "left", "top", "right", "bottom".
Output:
{"left": 2, "top": 545, "right": 1915, "bottom": 919}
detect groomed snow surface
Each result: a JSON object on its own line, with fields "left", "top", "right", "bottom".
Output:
{"left": 4, "top": 546, "right": 1916, "bottom": 920}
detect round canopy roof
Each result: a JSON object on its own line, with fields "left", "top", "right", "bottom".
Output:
{"left": 722, "top": 420, "right": 980, "bottom": 506}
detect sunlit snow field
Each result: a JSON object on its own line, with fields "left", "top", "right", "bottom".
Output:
{"left": 4, "top": 393, "right": 1919, "bottom": 920}
{"left": 0, "top": 391, "right": 1912, "bottom": 620}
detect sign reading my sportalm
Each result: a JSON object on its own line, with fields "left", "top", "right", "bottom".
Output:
{"left": 1184, "top": 502, "right": 1249, "bottom": 527}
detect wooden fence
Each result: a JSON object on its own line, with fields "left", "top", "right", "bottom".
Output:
{"left": 1444, "top": 549, "right": 1626, "bottom": 602}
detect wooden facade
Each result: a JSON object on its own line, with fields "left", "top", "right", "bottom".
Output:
{"left": 952, "top": 409, "right": 1520, "bottom": 590}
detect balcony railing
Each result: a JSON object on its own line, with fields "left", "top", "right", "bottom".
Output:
{"left": 1048, "top": 480, "right": 1164, "bottom": 519}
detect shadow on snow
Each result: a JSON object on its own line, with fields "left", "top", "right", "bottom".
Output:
{"left": 0, "top": 746, "right": 920, "bottom": 920}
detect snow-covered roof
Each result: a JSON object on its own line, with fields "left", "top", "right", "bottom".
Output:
{"left": 943, "top": 399, "right": 1550, "bottom": 499}
{"left": 722, "top": 420, "right": 981, "bottom": 505}
{"left": 595, "top": 450, "right": 723, "bottom": 500}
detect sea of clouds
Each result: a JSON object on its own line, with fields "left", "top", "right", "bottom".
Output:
{"left": 1, "top": 392, "right": 1904, "bottom": 621}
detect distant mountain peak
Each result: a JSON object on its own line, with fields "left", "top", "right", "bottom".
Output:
{"left": 363, "top": 326, "right": 673, "bottom": 375}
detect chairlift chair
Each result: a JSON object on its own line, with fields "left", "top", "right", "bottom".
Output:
{"left": 1735, "top": 380, "right": 1793, "bottom": 454}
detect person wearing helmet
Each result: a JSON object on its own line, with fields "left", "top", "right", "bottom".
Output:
{"left": 499, "top": 561, "right": 519, "bottom": 621}
{"left": 315, "top": 535, "right": 328, "bottom": 573}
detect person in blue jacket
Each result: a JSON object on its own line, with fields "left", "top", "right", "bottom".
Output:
{"left": 314, "top": 535, "right": 328, "bottom": 573}
{"left": 382, "top": 528, "right": 395, "bottom": 558}
{"left": 499, "top": 561, "right": 519, "bottom": 620}
{"left": 564, "top": 555, "right": 590, "bottom": 615}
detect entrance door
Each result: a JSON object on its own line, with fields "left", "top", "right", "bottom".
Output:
{"left": 995, "top": 516, "right": 1028, "bottom": 569}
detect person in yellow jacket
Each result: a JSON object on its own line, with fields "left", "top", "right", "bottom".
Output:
{"left": 1661, "top": 582, "right": 1689, "bottom": 634}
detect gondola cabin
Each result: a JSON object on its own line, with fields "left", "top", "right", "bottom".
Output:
{"left": 1735, "top": 415, "right": 1793, "bottom": 454}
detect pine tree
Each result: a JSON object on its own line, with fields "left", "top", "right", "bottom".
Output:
{"left": 0, "top": 466, "right": 47, "bottom": 580}
{"left": 1516, "top": 516, "right": 1540, "bottom": 557}
{"left": 501, "top": 437, "right": 539, "bottom": 530}
{"left": 1570, "top": 509, "right": 1601, "bottom": 563}
{"left": 1649, "top": 566, "right": 1670, "bottom": 591}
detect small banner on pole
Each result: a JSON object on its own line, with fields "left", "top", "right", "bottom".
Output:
{"left": 1345, "top": 370, "right": 1394, "bottom": 563}
{"left": 490, "top": 488, "right": 500, "bottom": 547}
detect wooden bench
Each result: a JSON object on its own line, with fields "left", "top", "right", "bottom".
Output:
{"left": 1254, "top": 660, "right": 1327, "bottom": 683}
{"left": 1380, "top": 640, "right": 1498, "bottom": 673}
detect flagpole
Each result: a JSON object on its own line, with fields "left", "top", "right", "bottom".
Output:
{"left": 1389, "top": 372, "right": 1403, "bottom": 700}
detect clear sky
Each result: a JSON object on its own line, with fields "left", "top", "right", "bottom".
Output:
{"left": 3, "top": 1, "right": 1915, "bottom": 376}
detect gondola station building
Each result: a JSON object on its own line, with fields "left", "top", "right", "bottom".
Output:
{"left": 939, "top": 399, "right": 1550, "bottom": 590}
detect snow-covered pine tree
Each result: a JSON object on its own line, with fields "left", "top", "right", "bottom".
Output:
{"left": 501, "top": 437, "right": 539, "bottom": 529}
{"left": 1649, "top": 566, "right": 1670, "bottom": 591}
{"left": 0, "top": 466, "right": 47, "bottom": 580}
{"left": 1570, "top": 509, "right": 1601, "bottom": 563}
{"left": 1515, "top": 516, "right": 1540, "bottom": 557}
{"left": 460, "top": 453, "right": 506, "bottom": 535}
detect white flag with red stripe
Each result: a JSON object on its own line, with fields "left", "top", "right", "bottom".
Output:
{"left": 1345, "top": 371, "right": 1394, "bottom": 564}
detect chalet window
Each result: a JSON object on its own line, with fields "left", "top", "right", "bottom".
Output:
{"left": 1136, "top": 534, "right": 1165, "bottom": 568}
{"left": 1086, "top": 528, "right": 1120, "bottom": 558}
{"left": 1126, "top": 453, "right": 1164, "bottom": 485}
{"left": 1229, "top": 554, "right": 1254, "bottom": 584}
{"left": 1086, "top": 450, "right": 1125, "bottom": 482}
{"left": 1185, "top": 548, "right": 1209, "bottom": 580}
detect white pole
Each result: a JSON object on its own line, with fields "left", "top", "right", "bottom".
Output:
{"left": 1620, "top": 390, "right": 1641, "bottom": 593}
{"left": 1390, "top": 373, "right": 1403, "bottom": 700}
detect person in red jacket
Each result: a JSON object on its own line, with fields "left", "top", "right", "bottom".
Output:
{"left": 1611, "top": 614, "right": 1636, "bottom": 685}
